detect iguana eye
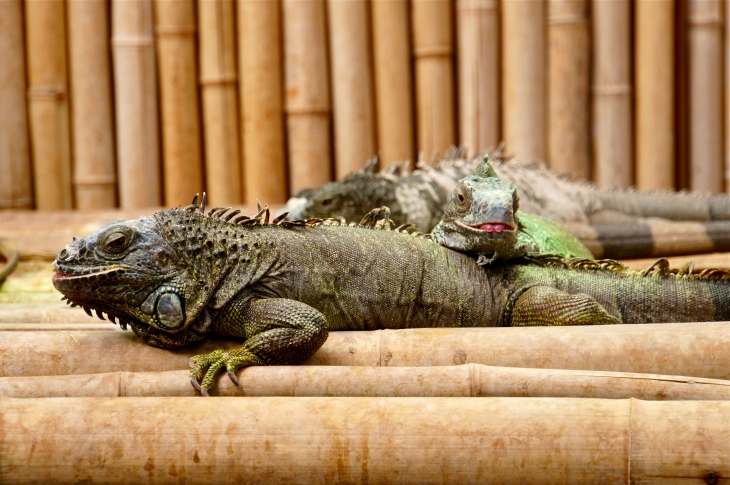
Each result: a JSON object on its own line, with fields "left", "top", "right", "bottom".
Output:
{"left": 454, "top": 184, "right": 471, "bottom": 208}
{"left": 100, "top": 228, "right": 134, "bottom": 254}
{"left": 320, "top": 198, "right": 333, "bottom": 207}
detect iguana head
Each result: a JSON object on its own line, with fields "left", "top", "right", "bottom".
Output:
{"left": 431, "top": 156, "right": 527, "bottom": 261}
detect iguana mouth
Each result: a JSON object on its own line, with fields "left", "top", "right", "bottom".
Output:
{"left": 454, "top": 220, "right": 516, "bottom": 233}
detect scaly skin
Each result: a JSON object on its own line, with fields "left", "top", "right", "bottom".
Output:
{"left": 52, "top": 202, "right": 730, "bottom": 395}
{"left": 432, "top": 157, "right": 593, "bottom": 263}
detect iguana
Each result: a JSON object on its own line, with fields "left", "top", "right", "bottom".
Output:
{"left": 431, "top": 157, "right": 592, "bottom": 263}
{"left": 281, "top": 149, "right": 730, "bottom": 259}
{"left": 52, "top": 196, "right": 730, "bottom": 395}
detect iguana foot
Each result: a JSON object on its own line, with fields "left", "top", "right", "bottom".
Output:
{"left": 189, "top": 348, "right": 266, "bottom": 396}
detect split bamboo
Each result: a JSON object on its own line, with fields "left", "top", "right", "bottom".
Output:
{"left": 111, "top": 0, "right": 162, "bottom": 208}
{"left": 328, "top": 0, "right": 376, "bottom": 178}
{"left": 239, "top": 0, "right": 287, "bottom": 205}
{"left": 1, "top": 397, "right": 727, "bottom": 483}
{"left": 688, "top": 0, "right": 723, "bottom": 192}
{"left": 412, "top": 0, "right": 455, "bottom": 158}
{"left": 2, "top": 323, "right": 729, "bottom": 379}
{"left": 198, "top": 0, "right": 241, "bottom": 206}
{"left": 456, "top": 0, "right": 500, "bottom": 157}
{"left": 371, "top": 0, "right": 414, "bottom": 166}
{"left": 591, "top": 0, "right": 632, "bottom": 188}
{"left": 0, "top": 0, "right": 32, "bottom": 209}
{"left": 501, "top": 0, "right": 546, "bottom": 161}
{"left": 548, "top": 0, "right": 590, "bottom": 179}
{"left": 283, "top": 0, "right": 332, "bottom": 193}
{"left": 2, "top": 365, "right": 728, "bottom": 400}
{"left": 635, "top": 0, "right": 675, "bottom": 190}
{"left": 154, "top": 0, "right": 203, "bottom": 206}
{"left": 67, "top": 0, "right": 117, "bottom": 209}
{"left": 24, "top": 0, "right": 73, "bottom": 210}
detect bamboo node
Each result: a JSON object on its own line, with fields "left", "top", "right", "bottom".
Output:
{"left": 547, "top": 14, "right": 588, "bottom": 26}
{"left": 687, "top": 15, "right": 723, "bottom": 27}
{"left": 592, "top": 84, "right": 632, "bottom": 96}
{"left": 111, "top": 36, "right": 155, "bottom": 47}
{"left": 413, "top": 46, "right": 453, "bottom": 58}
{"left": 199, "top": 75, "right": 238, "bottom": 86}
{"left": 27, "top": 86, "right": 67, "bottom": 100}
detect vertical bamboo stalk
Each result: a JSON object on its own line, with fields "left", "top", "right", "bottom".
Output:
{"left": 239, "top": 0, "right": 287, "bottom": 205}
{"left": 111, "top": 0, "right": 162, "bottom": 208}
{"left": 283, "top": 0, "right": 332, "bottom": 193}
{"left": 154, "top": 0, "right": 203, "bottom": 206}
{"left": 328, "top": 0, "right": 376, "bottom": 178}
{"left": 198, "top": 0, "right": 241, "bottom": 206}
{"left": 456, "top": 0, "right": 500, "bottom": 157}
{"left": 412, "top": 0, "right": 455, "bottom": 159}
{"left": 592, "top": 0, "right": 632, "bottom": 188}
{"left": 24, "top": 0, "right": 73, "bottom": 210}
{"left": 0, "top": 0, "right": 32, "bottom": 209}
{"left": 501, "top": 0, "right": 546, "bottom": 161}
{"left": 67, "top": 0, "right": 117, "bottom": 209}
{"left": 688, "top": 0, "right": 723, "bottom": 192}
{"left": 371, "top": 0, "right": 414, "bottom": 166}
{"left": 548, "top": 0, "right": 590, "bottom": 178}
{"left": 635, "top": 0, "right": 675, "bottom": 190}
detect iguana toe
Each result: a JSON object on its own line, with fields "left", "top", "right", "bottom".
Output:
{"left": 227, "top": 369, "right": 240, "bottom": 386}
{"left": 189, "top": 348, "right": 267, "bottom": 395}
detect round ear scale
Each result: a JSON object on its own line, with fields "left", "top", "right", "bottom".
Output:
{"left": 471, "top": 154, "right": 499, "bottom": 179}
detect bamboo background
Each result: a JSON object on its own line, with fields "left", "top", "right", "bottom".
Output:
{"left": 0, "top": 0, "right": 728, "bottom": 210}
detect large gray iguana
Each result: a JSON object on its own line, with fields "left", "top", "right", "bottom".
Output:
{"left": 431, "top": 156, "right": 592, "bottom": 263}
{"left": 282, "top": 149, "right": 730, "bottom": 259}
{"left": 53, "top": 196, "right": 730, "bottom": 395}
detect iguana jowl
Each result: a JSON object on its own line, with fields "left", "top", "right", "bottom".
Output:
{"left": 53, "top": 199, "right": 730, "bottom": 394}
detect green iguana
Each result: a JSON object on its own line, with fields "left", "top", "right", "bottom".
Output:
{"left": 53, "top": 196, "right": 730, "bottom": 395}
{"left": 431, "top": 157, "right": 592, "bottom": 263}
{"left": 281, "top": 149, "right": 730, "bottom": 259}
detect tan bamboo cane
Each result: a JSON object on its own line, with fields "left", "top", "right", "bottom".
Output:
{"left": 591, "top": 0, "right": 632, "bottom": 188}
{"left": 154, "top": 0, "right": 203, "bottom": 206}
{"left": 456, "top": 0, "right": 500, "bottom": 157}
{"left": 239, "top": 0, "right": 287, "bottom": 204}
{"left": 198, "top": 0, "right": 241, "bottom": 206}
{"left": 283, "top": 0, "right": 332, "bottom": 193}
{"left": 24, "top": 0, "right": 73, "bottom": 210}
{"left": 327, "top": 0, "right": 376, "bottom": 178}
{"left": 2, "top": 323, "right": 729, "bottom": 379}
{"left": 547, "top": 0, "right": 590, "bottom": 179}
{"left": 412, "top": 0, "right": 455, "bottom": 159}
{"left": 688, "top": 0, "right": 723, "bottom": 192}
{"left": 622, "top": 251, "right": 730, "bottom": 272}
{"left": 635, "top": 0, "right": 675, "bottom": 190}
{"left": 0, "top": 303, "right": 99, "bottom": 324}
{"left": 2, "top": 397, "right": 728, "bottom": 483}
{"left": 112, "top": 0, "right": 162, "bottom": 208}
{"left": 501, "top": 0, "right": 546, "bottom": 161}
{"left": 67, "top": 0, "right": 117, "bottom": 209}
{"left": 0, "top": 323, "right": 117, "bottom": 331}
{"left": 2, "top": 365, "right": 729, "bottom": 400}
{"left": 0, "top": 0, "right": 32, "bottom": 209}
{"left": 371, "top": 0, "right": 414, "bottom": 166}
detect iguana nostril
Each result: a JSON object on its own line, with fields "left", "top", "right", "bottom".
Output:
{"left": 59, "top": 248, "right": 69, "bottom": 261}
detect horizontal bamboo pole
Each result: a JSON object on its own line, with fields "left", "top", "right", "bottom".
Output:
{"left": 1, "top": 323, "right": 728, "bottom": 379}
{"left": 0, "top": 323, "right": 117, "bottom": 331}
{"left": 622, "top": 252, "right": 730, "bottom": 272}
{"left": 0, "top": 0, "right": 32, "bottom": 209}
{"left": 0, "top": 303, "right": 99, "bottom": 324}
{"left": 1, "top": 365, "right": 728, "bottom": 400}
{"left": 1, "top": 397, "right": 728, "bottom": 483}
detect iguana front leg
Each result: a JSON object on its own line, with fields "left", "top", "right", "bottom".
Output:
{"left": 509, "top": 286, "right": 621, "bottom": 326}
{"left": 189, "top": 298, "right": 328, "bottom": 395}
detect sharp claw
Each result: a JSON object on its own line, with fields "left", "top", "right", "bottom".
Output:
{"left": 228, "top": 369, "right": 240, "bottom": 386}
{"left": 95, "top": 309, "right": 105, "bottom": 321}
{"left": 190, "top": 376, "right": 202, "bottom": 392}
{"left": 200, "top": 387, "right": 209, "bottom": 397}
{"left": 83, "top": 307, "right": 92, "bottom": 317}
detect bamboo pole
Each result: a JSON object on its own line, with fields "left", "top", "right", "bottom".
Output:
{"left": 412, "top": 0, "right": 455, "bottom": 159}
{"left": 2, "top": 365, "right": 729, "bottom": 400}
{"left": 2, "top": 397, "right": 728, "bottom": 483}
{"left": 239, "top": 0, "right": 287, "bottom": 204}
{"left": 111, "top": 0, "right": 162, "bottom": 208}
{"left": 501, "top": 0, "right": 546, "bottom": 161}
{"left": 591, "top": 0, "right": 632, "bottom": 188}
{"left": 328, "top": 0, "right": 376, "bottom": 178}
{"left": 622, "top": 251, "right": 730, "bottom": 272}
{"left": 0, "top": 0, "right": 32, "bottom": 209}
{"left": 635, "top": 0, "right": 675, "bottom": 190}
{"left": 456, "top": 0, "right": 499, "bottom": 158}
{"left": 24, "top": 0, "right": 73, "bottom": 210}
{"left": 2, "top": 323, "right": 729, "bottom": 379}
{"left": 0, "top": 303, "right": 99, "bottom": 324}
{"left": 198, "top": 0, "right": 241, "bottom": 206}
{"left": 371, "top": 0, "right": 414, "bottom": 166}
{"left": 688, "top": 0, "right": 723, "bottom": 192}
{"left": 67, "top": 0, "right": 117, "bottom": 209}
{"left": 0, "top": 323, "right": 116, "bottom": 331}
{"left": 154, "top": 0, "right": 204, "bottom": 206}
{"left": 548, "top": 0, "right": 590, "bottom": 178}
{"left": 282, "top": 0, "right": 332, "bottom": 193}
